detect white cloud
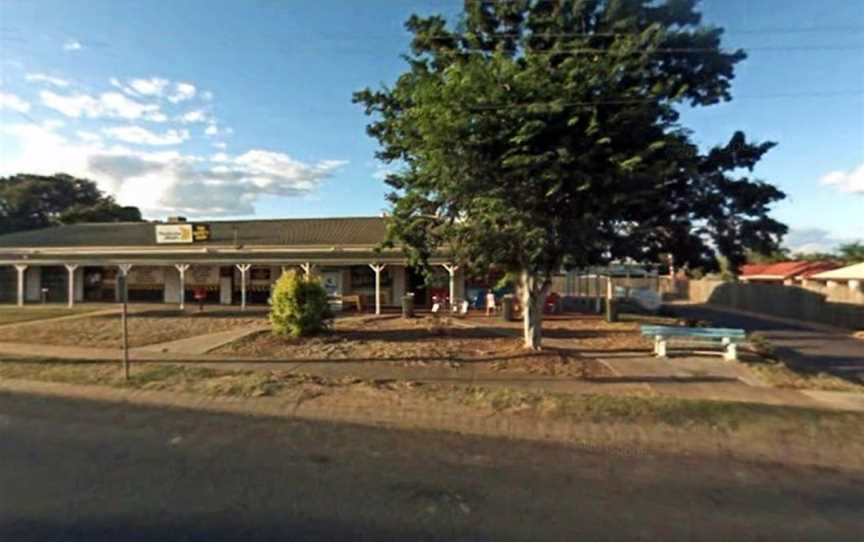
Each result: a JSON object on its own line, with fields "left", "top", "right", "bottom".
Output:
{"left": 820, "top": 163, "right": 864, "bottom": 194}
{"left": 180, "top": 109, "right": 208, "bottom": 123}
{"left": 0, "top": 121, "right": 347, "bottom": 216}
{"left": 201, "top": 91, "right": 214, "bottom": 101}
{"left": 204, "top": 123, "right": 219, "bottom": 136}
{"left": 103, "top": 126, "right": 190, "bottom": 146}
{"left": 40, "top": 90, "right": 164, "bottom": 121}
{"left": 63, "top": 40, "right": 83, "bottom": 51}
{"left": 0, "top": 92, "right": 31, "bottom": 113}
{"left": 145, "top": 111, "right": 168, "bottom": 123}
{"left": 24, "top": 73, "right": 70, "bottom": 87}
{"left": 212, "top": 141, "right": 227, "bottom": 150}
{"left": 785, "top": 228, "right": 862, "bottom": 254}
{"left": 168, "top": 82, "right": 196, "bottom": 103}
{"left": 128, "top": 77, "right": 169, "bottom": 97}
{"left": 76, "top": 131, "right": 102, "bottom": 144}
{"left": 39, "top": 91, "right": 98, "bottom": 117}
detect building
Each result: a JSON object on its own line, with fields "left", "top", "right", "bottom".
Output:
{"left": 808, "top": 262, "right": 864, "bottom": 292}
{"left": 739, "top": 261, "right": 841, "bottom": 285}
{"left": 0, "top": 216, "right": 466, "bottom": 312}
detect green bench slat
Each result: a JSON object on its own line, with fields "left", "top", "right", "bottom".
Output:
{"left": 640, "top": 325, "right": 746, "bottom": 339}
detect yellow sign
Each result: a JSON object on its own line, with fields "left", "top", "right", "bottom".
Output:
{"left": 155, "top": 224, "right": 193, "bottom": 244}
{"left": 192, "top": 224, "right": 211, "bottom": 242}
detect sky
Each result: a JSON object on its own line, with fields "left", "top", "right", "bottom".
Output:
{"left": 0, "top": 0, "right": 862, "bottom": 253}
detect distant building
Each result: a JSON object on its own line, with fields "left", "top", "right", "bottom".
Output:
{"left": 739, "top": 261, "right": 841, "bottom": 285}
{"left": 808, "top": 262, "right": 864, "bottom": 292}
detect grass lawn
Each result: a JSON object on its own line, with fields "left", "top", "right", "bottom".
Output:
{"left": 0, "top": 309, "right": 264, "bottom": 348}
{"left": 2, "top": 359, "right": 863, "bottom": 459}
{"left": 0, "top": 306, "right": 105, "bottom": 326}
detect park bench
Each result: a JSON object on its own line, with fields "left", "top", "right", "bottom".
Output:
{"left": 639, "top": 325, "right": 746, "bottom": 361}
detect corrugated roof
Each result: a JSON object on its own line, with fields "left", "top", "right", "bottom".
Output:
{"left": 810, "top": 262, "right": 864, "bottom": 281}
{"left": 0, "top": 217, "right": 389, "bottom": 248}
{"left": 740, "top": 263, "right": 771, "bottom": 276}
{"left": 740, "top": 261, "right": 840, "bottom": 279}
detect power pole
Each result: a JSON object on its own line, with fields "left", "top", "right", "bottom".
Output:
{"left": 118, "top": 269, "right": 130, "bottom": 380}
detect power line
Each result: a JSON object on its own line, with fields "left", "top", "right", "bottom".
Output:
{"left": 458, "top": 90, "right": 864, "bottom": 110}
{"left": 276, "top": 44, "right": 862, "bottom": 56}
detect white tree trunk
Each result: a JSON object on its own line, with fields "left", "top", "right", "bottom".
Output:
{"left": 521, "top": 270, "right": 550, "bottom": 350}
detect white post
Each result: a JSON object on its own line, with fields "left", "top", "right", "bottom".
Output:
{"left": 14, "top": 264, "right": 27, "bottom": 307}
{"left": 369, "top": 264, "right": 386, "bottom": 315}
{"left": 236, "top": 264, "right": 251, "bottom": 310}
{"left": 65, "top": 264, "right": 78, "bottom": 308}
{"left": 441, "top": 263, "right": 458, "bottom": 307}
{"left": 175, "top": 264, "right": 190, "bottom": 310}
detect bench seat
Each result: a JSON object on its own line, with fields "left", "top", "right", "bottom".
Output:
{"left": 639, "top": 325, "right": 746, "bottom": 361}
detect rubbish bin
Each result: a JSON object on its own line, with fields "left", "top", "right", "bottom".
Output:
{"left": 605, "top": 297, "right": 619, "bottom": 323}
{"left": 501, "top": 294, "right": 515, "bottom": 321}
{"left": 402, "top": 293, "right": 415, "bottom": 318}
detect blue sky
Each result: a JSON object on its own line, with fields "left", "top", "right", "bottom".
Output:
{"left": 0, "top": 0, "right": 862, "bottom": 252}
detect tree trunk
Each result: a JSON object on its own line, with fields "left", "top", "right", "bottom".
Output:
{"left": 521, "top": 270, "right": 550, "bottom": 350}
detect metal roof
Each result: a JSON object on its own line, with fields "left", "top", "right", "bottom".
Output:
{"left": 0, "top": 216, "right": 389, "bottom": 249}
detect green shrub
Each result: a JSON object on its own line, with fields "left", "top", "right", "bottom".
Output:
{"left": 269, "top": 270, "right": 332, "bottom": 338}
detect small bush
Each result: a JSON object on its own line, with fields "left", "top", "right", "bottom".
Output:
{"left": 269, "top": 270, "right": 333, "bottom": 338}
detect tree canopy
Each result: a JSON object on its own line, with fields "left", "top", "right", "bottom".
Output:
{"left": 749, "top": 241, "right": 864, "bottom": 264}
{"left": 0, "top": 173, "right": 142, "bottom": 235}
{"left": 355, "top": 0, "right": 787, "bottom": 347}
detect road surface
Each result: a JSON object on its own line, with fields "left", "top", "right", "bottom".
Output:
{"left": 1, "top": 392, "right": 862, "bottom": 541}
{"left": 671, "top": 304, "right": 864, "bottom": 381}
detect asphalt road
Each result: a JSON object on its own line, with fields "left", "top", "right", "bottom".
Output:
{"left": 671, "top": 304, "right": 864, "bottom": 380}
{"left": 1, "top": 392, "right": 862, "bottom": 541}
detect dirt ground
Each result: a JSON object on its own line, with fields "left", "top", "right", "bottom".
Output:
{"left": 212, "top": 314, "right": 615, "bottom": 377}
{"left": 0, "top": 309, "right": 264, "bottom": 348}
{"left": 0, "top": 307, "right": 103, "bottom": 326}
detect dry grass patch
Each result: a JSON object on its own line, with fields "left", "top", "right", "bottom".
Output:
{"left": 216, "top": 315, "right": 532, "bottom": 361}
{"left": 0, "top": 307, "right": 104, "bottom": 326}
{"left": 0, "top": 309, "right": 263, "bottom": 348}
{"left": 212, "top": 314, "right": 614, "bottom": 377}
{"left": 747, "top": 361, "right": 864, "bottom": 393}
{"left": 4, "top": 359, "right": 864, "bottom": 468}
{"left": 745, "top": 333, "right": 864, "bottom": 393}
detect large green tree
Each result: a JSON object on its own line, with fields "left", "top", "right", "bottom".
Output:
{"left": 0, "top": 173, "right": 142, "bottom": 235}
{"left": 355, "top": 0, "right": 787, "bottom": 348}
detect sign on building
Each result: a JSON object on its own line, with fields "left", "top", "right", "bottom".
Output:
{"left": 155, "top": 224, "right": 193, "bottom": 244}
{"left": 192, "top": 224, "right": 211, "bottom": 242}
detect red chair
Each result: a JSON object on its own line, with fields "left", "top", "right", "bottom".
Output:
{"left": 544, "top": 292, "right": 560, "bottom": 314}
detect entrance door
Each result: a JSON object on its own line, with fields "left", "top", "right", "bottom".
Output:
{"left": 41, "top": 266, "right": 67, "bottom": 303}
{"left": 0, "top": 267, "right": 15, "bottom": 303}
{"left": 406, "top": 266, "right": 428, "bottom": 307}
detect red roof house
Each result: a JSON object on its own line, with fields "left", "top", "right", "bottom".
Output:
{"left": 740, "top": 261, "right": 842, "bottom": 283}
